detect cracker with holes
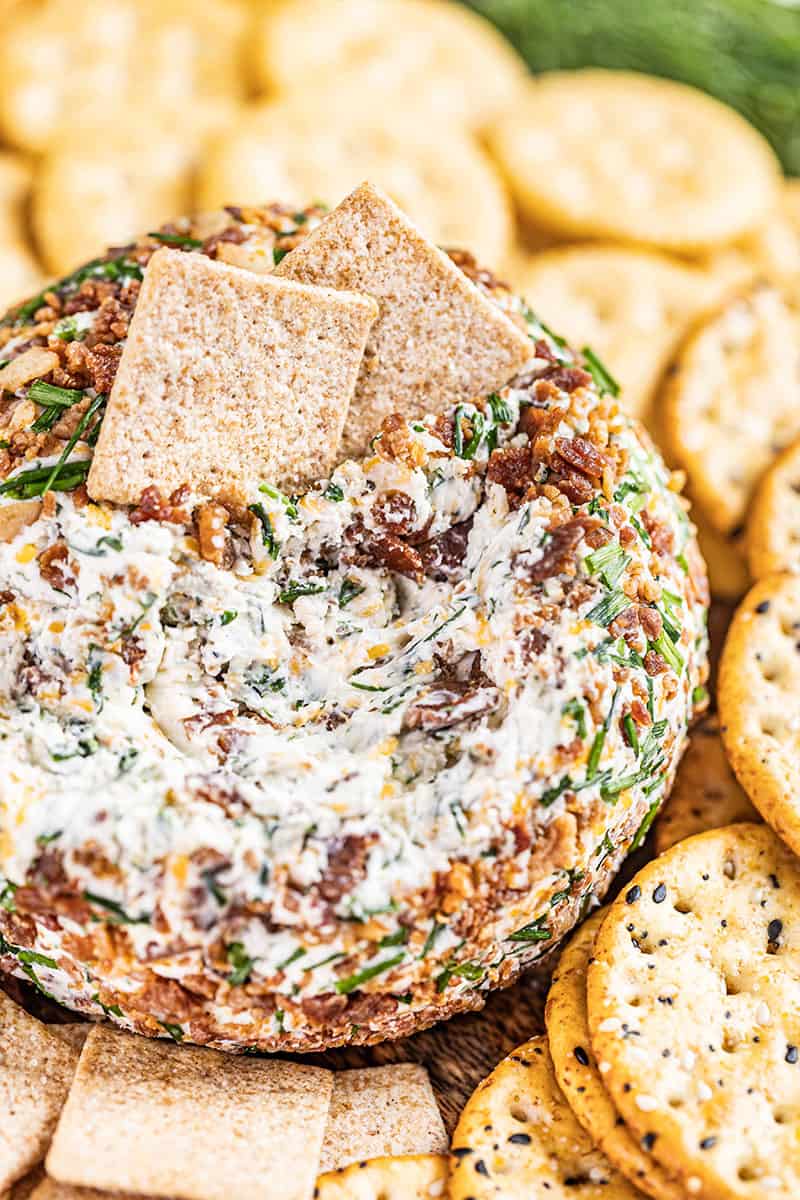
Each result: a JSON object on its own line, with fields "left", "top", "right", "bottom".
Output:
{"left": 746, "top": 436, "right": 800, "bottom": 578}
{"left": 718, "top": 575, "right": 800, "bottom": 855}
{"left": 663, "top": 284, "right": 800, "bottom": 538}
{"left": 489, "top": 71, "right": 780, "bottom": 253}
{"left": 275, "top": 181, "right": 533, "bottom": 458}
{"left": 87, "top": 247, "right": 378, "bottom": 505}
{"left": 546, "top": 910, "right": 684, "bottom": 1200}
{"left": 588, "top": 824, "right": 800, "bottom": 1200}
{"left": 315, "top": 1155, "right": 448, "bottom": 1200}
{"left": 449, "top": 1034, "right": 642, "bottom": 1199}
{"left": 319, "top": 1065, "right": 447, "bottom": 1173}
{"left": 655, "top": 715, "right": 759, "bottom": 854}
{"left": 507, "top": 245, "right": 724, "bottom": 420}
{"left": 46, "top": 1026, "right": 333, "bottom": 1200}
{"left": 0, "top": 992, "right": 79, "bottom": 1193}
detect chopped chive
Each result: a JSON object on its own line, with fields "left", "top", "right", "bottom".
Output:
{"left": 488, "top": 392, "right": 513, "bottom": 424}
{"left": 83, "top": 891, "right": 148, "bottom": 925}
{"left": 379, "top": 928, "right": 409, "bottom": 948}
{"left": 586, "top": 688, "right": 620, "bottom": 779}
{"left": 40, "top": 392, "right": 105, "bottom": 496}
{"left": 651, "top": 630, "right": 684, "bottom": 674}
{"left": 248, "top": 503, "right": 280, "bottom": 558}
{"left": 436, "top": 958, "right": 485, "bottom": 991}
{"left": 419, "top": 920, "right": 444, "bottom": 959}
{"left": 563, "top": 698, "right": 587, "bottom": 740}
{"left": 586, "top": 590, "right": 631, "bottom": 627}
{"left": 148, "top": 231, "right": 203, "bottom": 248}
{"left": 159, "top": 1021, "right": 184, "bottom": 1042}
{"left": 507, "top": 915, "right": 551, "bottom": 944}
{"left": 276, "top": 946, "right": 307, "bottom": 972}
{"left": 220, "top": 610, "right": 237, "bottom": 626}
{"left": 582, "top": 346, "right": 620, "bottom": 397}
{"left": 658, "top": 606, "right": 682, "bottom": 644}
{"left": 676, "top": 553, "right": 689, "bottom": 574}
{"left": 584, "top": 542, "right": 630, "bottom": 589}
{"left": 28, "top": 380, "right": 84, "bottom": 408}
{"left": 278, "top": 580, "right": 325, "bottom": 605}
{"left": 227, "top": 941, "right": 254, "bottom": 986}
{"left": 258, "top": 482, "right": 298, "bottom": 519}
{"left": 622, "top": 713, "right": 640, "bottom": 755}
{"left": 324, "top": 481, "right": 344, "bottom": 502}
{"left": 0, "top": 458, "right": 91, "bottom": 500}
{"left": 630, "top": 515, "right": 651, "bottom": 548}
{"left": 339, "top": 578, "right": 365, "bottom": 607}
{"left": 692, "top": 685, "right": 708, "bottom": 705}
{"left": 335, "top": 953, "right": 405, "bottom": 995}
{"left": 630, "top": 797, "right": 661, "bottom": 851}
{"left": 273, "top": 247, "right": 289, "bottom": 265}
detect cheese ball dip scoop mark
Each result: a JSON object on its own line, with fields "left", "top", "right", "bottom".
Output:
{"left": 0, "top": 187, "right": 708, "bottom": 1053}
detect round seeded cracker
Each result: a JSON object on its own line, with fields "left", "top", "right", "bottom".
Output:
{"left": 718, "top": 574, "right": 800, "bottom": 855}
{"left": 588, "top": 824, "right": 800, "bottom": 1200}
{"left": 314, "top": 1155, "right": 448, "bottom": 1199}
{"left": 663, "top": 284, "right": 800, "bottom": 537}
{"left": 506, "top": 245, "right": 724, "bottom": 420}
{"left": 746, "top": 437, "right": 800, "bottom": 578}
{"left": 654, "top": 715, "right": 758, "bottom": 855}
{"left": 489, "top": 71, "right": 780, "bottom": 254}
{"left": 449, "top": 1034, "right": 644, "bottom": 1199}
{"left": 546, "top": 910, "right": 683, "bottom": 1200}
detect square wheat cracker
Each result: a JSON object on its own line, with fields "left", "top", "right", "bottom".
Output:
{"left": 87, "top": 248, "right": 377, "bottom": 505}
{"left": 318, "top": 1064, "right": 447, "bottom": 1173}
{"left": 46, "top": 1026, "right": 333, "bottom": 1200}
{"left": 275, "top": 181, "right": 532, "bottom": 458}
{"left": 30, "top": 1181, "right": 140, "bottom": 1200}
{"left": 0, "top": 992, "right": 78, "bottom": 1193}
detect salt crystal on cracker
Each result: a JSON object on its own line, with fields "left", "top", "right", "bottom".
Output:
{"left": 318, "top": 1064, "right": 447, "bottom": 1173}
{"left": 275, "top": 181, "right": 532, "bottom": 458}
{"left": 87, "top": 248, "right": 377, "bottom": 505}
{"left": 46, "top": 1026, "right": 333, "bottom": 1200}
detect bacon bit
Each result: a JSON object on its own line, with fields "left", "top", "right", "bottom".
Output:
{"left": 372, "top": 491, "right": 419, "bottom": 537}
{"left": 527, "top": 516, "right": 607, "bottom": 586}
{"left": 38, "top": 541, "right": 73, "bottom": 591}
{"left": 554, "top": 436, "right": 609, "bottom": 479}
{"left": 541, "top": 365, "right": 592, "bottom": 393}
{"left": 129, "top": 485, "right": 190, "bottom": 526}
{"left": 377, "top": 413, "right": 425, "bottom": 467}
{"left": 518, "top": 404, "right": 561, "bottom": 441}
{"left": 419, "top": 517, "right": 473, "bottom": 580}
{"left": 202, "top": 225, "right": 247, "bottom": 259}
{"left": 487, "top": 444, "right": 533, "bottom": 503}
{"left": 318, "top": 835, "right": 376, "bottom": 904}
{"left": 196, "top": 503, "right": 230, "bottom": 566}
{"left": 446, "top": 248, "right": 509, "bottom": 293}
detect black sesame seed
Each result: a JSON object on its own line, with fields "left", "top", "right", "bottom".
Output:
{"left": 641, "top": 1133, "right": 657, "bottom": 1152}
{"left": 755, "top": 600, "right": 770, "bottom": 614}
{"left": 453, "top": 1147, "right": 474, "bottom": 1158}
{"left": 768, "top": 918, "right": 783, "bottom": 942}
{"left": 652, "top": 883, "right": 667, "bottom": 904}
{"left": 626, "top": 885, "right": 641, "bottom": 904}
{"left": 574, "top": 1046, "right": 590, "bottom": 1066}
{"left": 474, "top": 1160, "right": 489, "bottom": 1177}
{"left": 770, "top": 873, "right": 781, "bottom": 889}
{"left": 623, "top": 1083, "right": 632, "bottom": 1093}
{"left": 508, "top": 1133, "right": 531, "bottom": 1145}
{"left": 700, "top": 1137, "right": 717, "bottom": 1150}
{"left": 786, "top": 1045, "right": 798, "bottom": 1064}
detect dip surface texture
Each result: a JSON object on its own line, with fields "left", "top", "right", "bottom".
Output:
{"left": 0, "top": 209, "right": 708, "bottom": 1050}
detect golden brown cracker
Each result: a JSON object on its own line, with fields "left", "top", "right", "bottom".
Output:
{"left": 589, "top": 823, "right": 800, "bottom": 1199}
{"left": 315, "top": 1155, "right": 448, "bottom": 1200}
{"left": 450, "top": 1034, "right": 643, "bottom": 1199}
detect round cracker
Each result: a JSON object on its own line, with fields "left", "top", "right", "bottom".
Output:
{"left": 588, "top": 823, "right": 800, "bottom": 1200}
{"left": 507, "top": 245, "right": 724, "bottom": 419}
{"left": 546, "top": 911, "right": 683, "bottom": 1200}
{"left": 250, "top": 0, "right": 526, "bottom": 133}
{"left": 718, "top": 573, "right": 800, "bottom": 856}
{"left": 654, "top": 715, "right": 759, "bottom": 855}
{"left": 0, "top": 240, "right": 44, "bottom": 313}
{"left": 739, "top": 179, "right": 800, "bottom": 291}
{"left": 746, "top": 436, "right": 800, "bottom": 578}
{"left": 662, "top": 283, "right": 800, "bottom": 537}
{"left": 0, "top": 0, "right": 246, "bottom": 153}
{"left": 315, "top": 1155, "right": 448, "bottom": 1199}
{"left": 198, "top": 103, "right": 513, "bottom": 269}
{"left": 32, "top": 139, "right": 193, "bottom": 276}
{"left": 489, "top": 71, "right": 780, "bottom": 253}
{"left": 449, "top": 1034, "right": 643, "bottom": 1199}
